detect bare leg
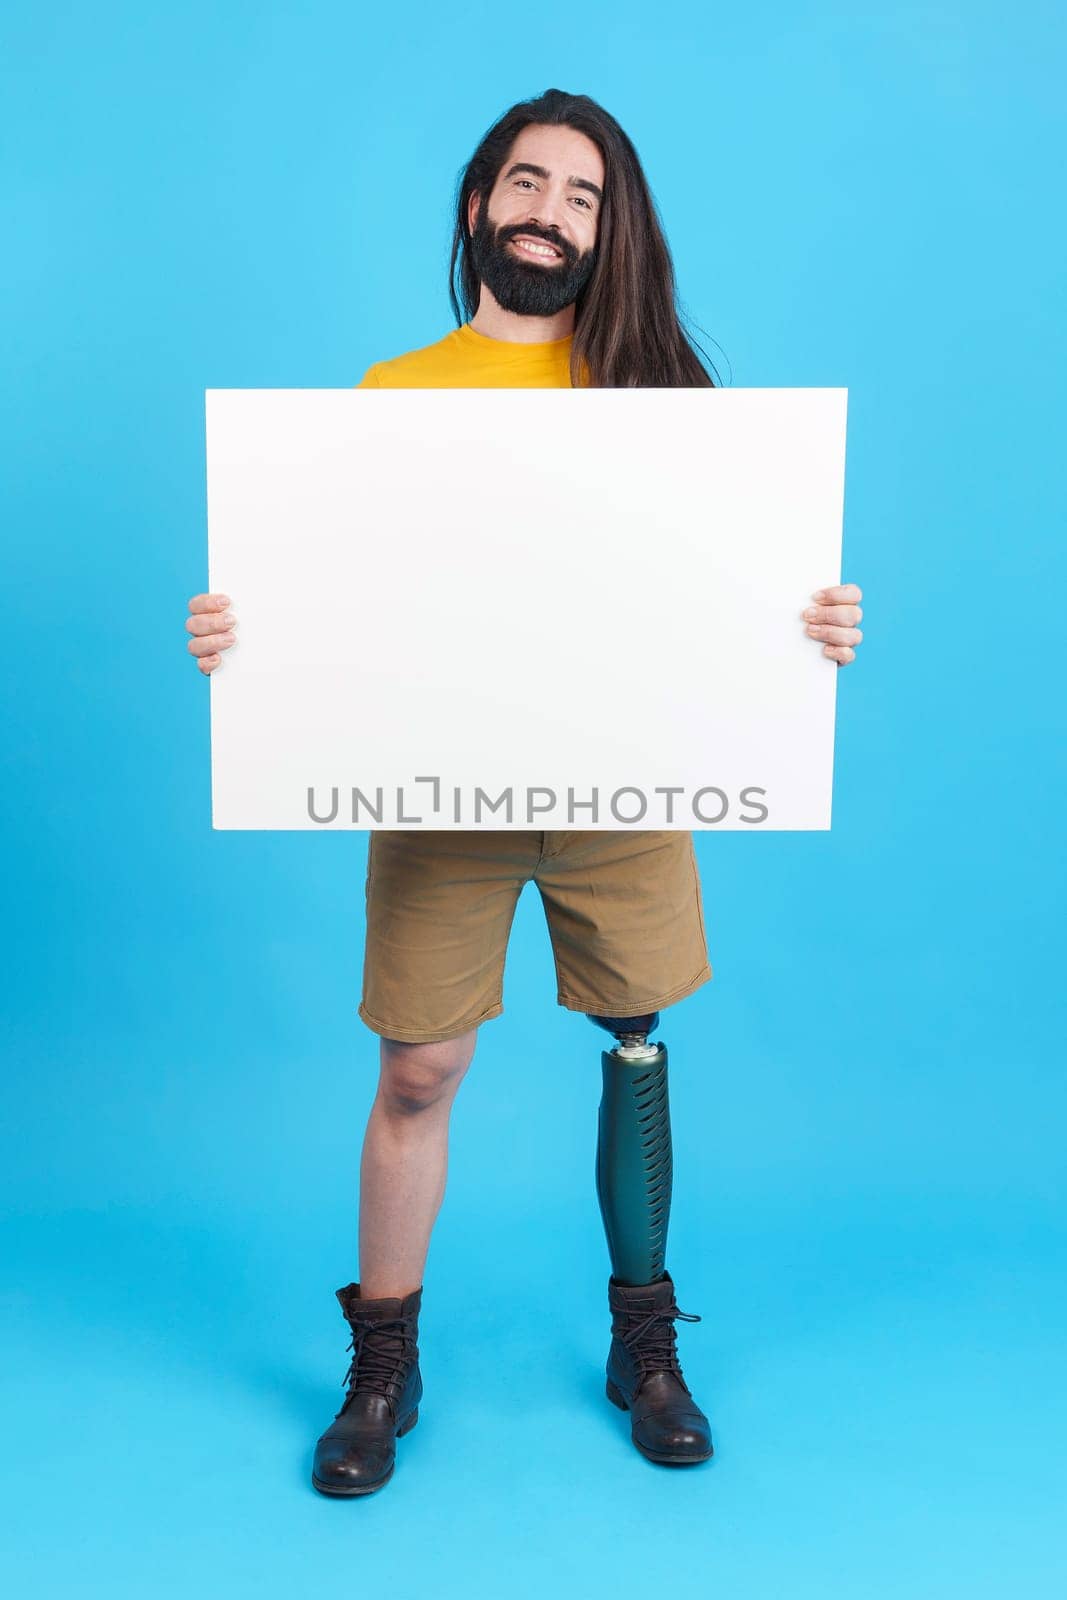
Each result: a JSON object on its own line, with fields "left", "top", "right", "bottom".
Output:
{"left": 358, "top": 1028, "right": 478, "bottom": 1298}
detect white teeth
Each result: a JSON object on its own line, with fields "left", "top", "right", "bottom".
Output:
{"left": 515, "top": 238, "right": 559, "bottom": 258}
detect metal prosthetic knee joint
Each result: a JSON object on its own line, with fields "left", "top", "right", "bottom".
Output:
{"left": 587, "top": 1010, "right": 662, "bottom": 1058}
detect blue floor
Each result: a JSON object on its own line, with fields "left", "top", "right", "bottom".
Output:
{"left": 4, "top": 952, "right": 1065, "bottom": 1597}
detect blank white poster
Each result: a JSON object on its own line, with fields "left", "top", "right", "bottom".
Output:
{"left": 205, "top": 387, "right": 848, "bottom": 831}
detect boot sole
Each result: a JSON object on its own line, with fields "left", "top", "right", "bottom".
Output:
{"left": 311, "top": 1407, "right": 419, "bottom": 1497}
{"left": 606, "top": 1380, "right": 714, "bottom": 1465}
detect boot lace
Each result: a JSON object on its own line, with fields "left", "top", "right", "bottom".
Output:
{"left": 337, "top": 1314, "right": 417, "bottom": 1414}
{"left": 618, "top": 1302, "right": 701, "bottom": 1383}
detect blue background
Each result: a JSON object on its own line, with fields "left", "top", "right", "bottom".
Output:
{"left": 3, "top": 2, "right": 1064, "bottom": 1594}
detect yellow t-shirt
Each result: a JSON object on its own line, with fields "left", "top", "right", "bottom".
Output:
{"left": 357, "top": 321, "right": 578, "bottom": 388}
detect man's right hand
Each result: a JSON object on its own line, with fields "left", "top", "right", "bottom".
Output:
{"left": 186, "top": 593, "right": 237, "bottom": 675}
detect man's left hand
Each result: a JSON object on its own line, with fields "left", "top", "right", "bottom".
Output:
{"left": 801, "top": 583, "right": 864, "bottom": 666}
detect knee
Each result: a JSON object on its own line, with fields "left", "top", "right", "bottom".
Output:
{"left": 377, "top": 1032, "right": 475, "bottom": 1115}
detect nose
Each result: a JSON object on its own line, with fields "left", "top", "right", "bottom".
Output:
{"left": 523, "top": 192, "right": 571, "bottom": 239}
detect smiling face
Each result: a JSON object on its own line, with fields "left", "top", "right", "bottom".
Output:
{"left": 467, "top": 123, "right": 605, "bottom": 319}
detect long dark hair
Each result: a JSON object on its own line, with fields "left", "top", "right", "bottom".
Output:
{"left": 448, "top": 88, "right": 724, "bottom": 388}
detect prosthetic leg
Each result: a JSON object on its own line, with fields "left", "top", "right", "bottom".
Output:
{"left": 589, "top": 1012, "right": 713, "bottom": 1465}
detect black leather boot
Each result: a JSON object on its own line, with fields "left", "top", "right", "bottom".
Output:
{"left": 311, "top": 1281, "right": 423, "bottom": 1497}
{"left": 606, "top": 1270, "right": 714, "bottom": 1465}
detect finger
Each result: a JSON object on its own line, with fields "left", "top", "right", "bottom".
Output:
{"left": 811, "top": 583, "right": 862, "bottom": 605}
{"left": 806, "top": 624, "right": 863, "bottom": 646}
{"left": 188, "top": 592, "right": 233, "bottom": 615}
{"left": 198, "top": 654, "right": 222, "bottom": 674}
{"left": 186, "top": 609, "right": 237, "bottom": 636}
{"left": 187, "top": 631, "right": 236, "bottom": 657}
{"left": 800, "top": 603, "right": 862, "bottom": 626}
{"left": 824, "top": 645, "right": 855, "bottom": 665}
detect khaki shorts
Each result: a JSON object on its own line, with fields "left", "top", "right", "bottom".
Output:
{"left": 358, "top": 830, "right": 712, "bottom": 1043}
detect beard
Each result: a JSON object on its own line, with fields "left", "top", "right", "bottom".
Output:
{"left": 468, "top": 203, "right": 597, "bottom": 318}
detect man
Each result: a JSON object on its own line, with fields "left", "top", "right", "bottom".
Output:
{"left": 186, "top": 88, "right": 864, "bottom": 1496}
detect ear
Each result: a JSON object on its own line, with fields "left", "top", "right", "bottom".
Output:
{"left": 468, "top": 190, "right": 480, "bottom": 234}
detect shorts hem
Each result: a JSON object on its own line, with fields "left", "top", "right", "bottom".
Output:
{"left": 556, "top": 962, "right": 713, "bottom": 1018}
{"left": 357, "top": 999, "right": 504, "bottom": 1044}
